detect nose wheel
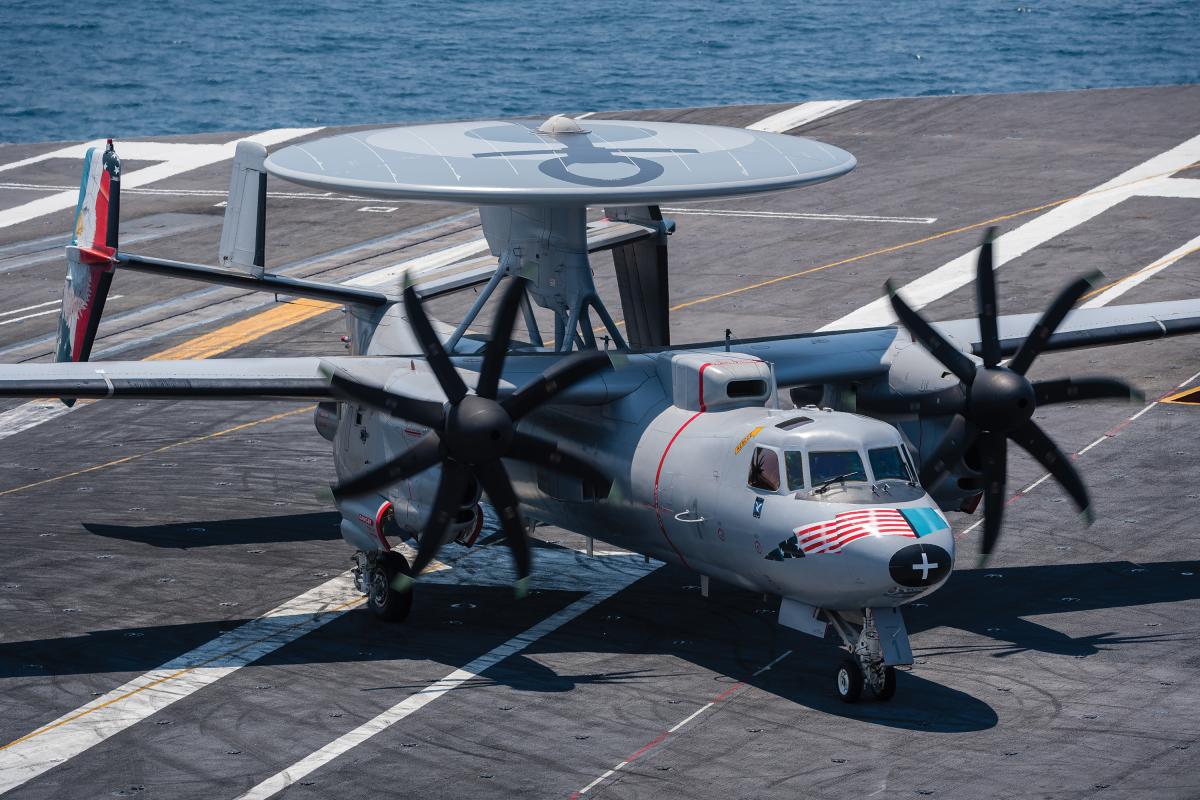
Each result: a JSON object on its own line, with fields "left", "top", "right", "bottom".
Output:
{"left": 826, "top": 608, "right": 906, "bottom": 703}
{"left": 353, "top": 550, "right": 414, "bottom": 623}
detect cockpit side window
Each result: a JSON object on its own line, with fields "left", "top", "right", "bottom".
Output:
{"left": 869, "top": 446, "right": 914, "bottom": 482}
{"left": 748, "top": 447, "right": 781, "bottom": 492}
{"left": 784, "top": 450, "right": 807, "bottom": 490}
{"left": 808, "top": 450, "right": 867, "bottom": 487}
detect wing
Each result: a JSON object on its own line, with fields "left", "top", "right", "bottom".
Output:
{"left": 0, "top": 357, "right": 364, "bottom": 401}
{"left": 932, "top": 298, "right": 1200, "bottom": 357}
{"left": 0, "top": 354, "right": 652, "bottom": 406}
{"left": 673, "top": 298, "right": 1200, "bottom": 387}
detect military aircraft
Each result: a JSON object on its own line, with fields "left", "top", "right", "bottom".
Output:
{"left": 5, "top": 115, "right": 1200, "bottom": 704}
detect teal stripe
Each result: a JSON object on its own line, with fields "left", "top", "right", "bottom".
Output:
{"left": 70, "top": 148, "right": 97, "bottom": 246}
{"left": 900, "top": 507, "right": 949, "bottom": 537}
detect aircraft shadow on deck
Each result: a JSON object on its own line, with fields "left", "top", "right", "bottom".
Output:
{"left": 82, "top": 512, "right": 342, "bottom": 548}
{"left": 5, "top": 557, "right": 1198, "bottom": 731}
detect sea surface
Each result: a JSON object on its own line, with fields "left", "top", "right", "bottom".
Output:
{"left": 2, "top": 0, "right": 1197, "bottom": 144}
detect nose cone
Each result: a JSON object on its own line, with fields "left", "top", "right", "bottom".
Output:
{"left": 888, "top": 542, "right": 953, "bottom": 588}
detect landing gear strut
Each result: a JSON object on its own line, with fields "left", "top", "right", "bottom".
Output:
{"left": 353, "top": 550, "right": 413, "bottom": 623}
{"left": 826, "top": 608, "right": 905, "bottom": 703}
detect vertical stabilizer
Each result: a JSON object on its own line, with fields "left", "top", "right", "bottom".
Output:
{"left": 55, "top": 141, "right": 120, "bottom": 383}
{"left": 605, "top": 205, "right": 672, "bottom": 349}
{"left": 218, "top": 140, "right": 268, "bottom": 276}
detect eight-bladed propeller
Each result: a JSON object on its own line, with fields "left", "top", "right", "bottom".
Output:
{"left": 883, "top": 228, "right": 1140, "bottom": 562}
{"left": 321, "top": 275, "right": 614, "bottom": 594}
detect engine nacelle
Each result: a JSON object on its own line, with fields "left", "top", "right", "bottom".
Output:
{"left": 846, "top": 339, "right": 984, "bottom": 513}
{"left": 314, "top": 401, "right": 339, "bottom": 442}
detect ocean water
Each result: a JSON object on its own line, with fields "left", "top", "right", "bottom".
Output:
{"left": 2, "top": 0, "right": 1197, "bottom": 144}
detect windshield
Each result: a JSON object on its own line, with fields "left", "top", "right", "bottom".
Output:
{"left": 784, "top": 450, "right": 807, "bottom": 490}
{"left": 808, "top": 451, "right": 867, "bottom": 487}
{"left": 869, "top": 446, "right": 914, "bottom": 482}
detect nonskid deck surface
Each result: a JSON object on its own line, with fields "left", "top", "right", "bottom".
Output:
{"left": 1, "top": 86, "right": 1199, "bottom": 799}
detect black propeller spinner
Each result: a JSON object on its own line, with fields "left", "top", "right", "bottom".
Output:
{"left": 883, "top": 228, "right": 1140, "bottom": 562}
{"left": 321, "top": 275, "right": 614, "bottom": 594}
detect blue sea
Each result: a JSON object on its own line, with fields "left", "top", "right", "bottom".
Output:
{"left": 2, "top": 1, "right": 1197, "bottom": 144}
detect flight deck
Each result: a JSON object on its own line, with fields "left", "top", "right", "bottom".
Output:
{"left": 0, "top": 85, "right": 1198, "bottom": 799}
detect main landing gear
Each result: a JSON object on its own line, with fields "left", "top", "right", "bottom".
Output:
{"left": 826, "top": 608, "right": 908, "bottom": 703}
{"left": 353, "top": 550, "right": 413, "bottom": 623}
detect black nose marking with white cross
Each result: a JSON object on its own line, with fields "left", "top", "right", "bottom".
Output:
{"left": 889, "top": 543, "right": 953, "bottom": 587}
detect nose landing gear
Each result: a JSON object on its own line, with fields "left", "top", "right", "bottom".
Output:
{"left": 353, "top": 550, "right": 414, "bottom": 623}
{"left": 826, "top": 608, "right": 908, "bottom": 703}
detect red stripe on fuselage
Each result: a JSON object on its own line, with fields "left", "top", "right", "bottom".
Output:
{"left": 652, "top": 410, "right": 703, "bottom": 569}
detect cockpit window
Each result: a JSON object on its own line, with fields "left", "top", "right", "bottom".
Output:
{"left": 784, "top": 450, "right": 807, "bottom": 490}
{"left": 748, "top": 447, "right": 781, "bottom": 492}
{"left": 808, "top": 451, "right": 867, "bottom": 487}
{"left": 869, "top": 446, "right": 914, "bottom": 482}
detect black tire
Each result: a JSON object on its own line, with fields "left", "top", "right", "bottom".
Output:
{"left": 873, "top": 666, "right": 897, "bottom": 702}
{"left": 367, "top": 551, "right": 413, "bottom": 623}
{"left": 836, "top": 658, "right": 864, "bottom": 703}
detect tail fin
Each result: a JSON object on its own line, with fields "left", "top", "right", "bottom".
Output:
{"left": 55, "top": 141, "right": 121, "bottom": 403}
{"left": 218, "top": 140, "right": 268, "bottom": 277}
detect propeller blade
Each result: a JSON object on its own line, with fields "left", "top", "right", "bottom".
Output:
{"left": 319, "top": 362, "right": 445, "bottom": 429}
{"left": 502, "top": 350, "right": 613, "bottom": 421}
{"left": 885, "top": 280, "right": 978, "bottom": 385}
{"left": 409, "top": 459, "right": 471, "bottom": 577}
{"left": 919, "top": 414, "right": 977, "bottom": 488}
{"left": 1008, "top": 421, "right": 1093, "bottom": 522}
{"left": 331, "top": 432, "right": 443, "bottom": 500}
{"left": 474, "top": 459, "right": 532, "bottom": 587}
{"left": 476, "top": 277, "right": 526, "bottom": 400}
{"left": 856, "top": 385, "right": 966, "bottom": 416}
{"left": 978, "top": 431, "right": 1008, "bottom": 560}
{"left": 1007, "top": 271, "right": 1102, "bottom": 375}
{"left": 975, "top": 228, "right": 1002, "bottom": 368}
{"left": 1033, "top": 376, "right": 1142, "bottom": 407}
{"left": 508, "top": 431, "right": 612, "bottom": 497}
{"left": 402, "top": 280, "right": 468, "bottom": 405}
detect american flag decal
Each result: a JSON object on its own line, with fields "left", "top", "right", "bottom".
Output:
{"left": 766, "top": 508, "right": 918, "bottom": 560}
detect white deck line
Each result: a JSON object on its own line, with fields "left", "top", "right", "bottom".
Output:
{"left": 820, "top": 132, "right": 1200, "bottom": 331}
{"left": 1138, "top": 177, "right": 1200, "bottom": 199}
{"left": 0, "top": 129, "right": 322, "bottom": 230}
{"left": 0, "top": 573, "right": 367, "bottom": 795}
{"left": 746, "top": 100, "right": 861, "bottom": 134}
{"left": 1081, "top": 234, "right": 1200, "bottom": 308}
{"left": 0, "top": 400, "right": 78, "bottom": 442}
{"left": 0, "top": 548, "right": 656, "bottom": 796}
{"left": 235, "top": 562, "right": 656, "bottom": 800}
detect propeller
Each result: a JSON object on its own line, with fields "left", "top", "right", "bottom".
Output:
{"left": 321, "top": 275, "right": 614, "bottom": 594}
{"left": 882, "top": 227, "right": 1141, "bottom": 562}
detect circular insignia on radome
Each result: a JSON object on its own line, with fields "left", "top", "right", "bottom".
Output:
{"left": 888, "top": 543, "right": 953, "bottom": 587}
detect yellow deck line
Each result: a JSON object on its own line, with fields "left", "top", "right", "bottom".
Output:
{"left": 666, "top": 161, "right": 1200, "bottom": 316}
{"left": 1082, "top": 243, "right": 1200, "bottom": 302}
{"left": 0, "top": 406, "right": 313, "bottom": 497}
{"left": 146, "top": 299, "right": 338, "bottom": 361}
